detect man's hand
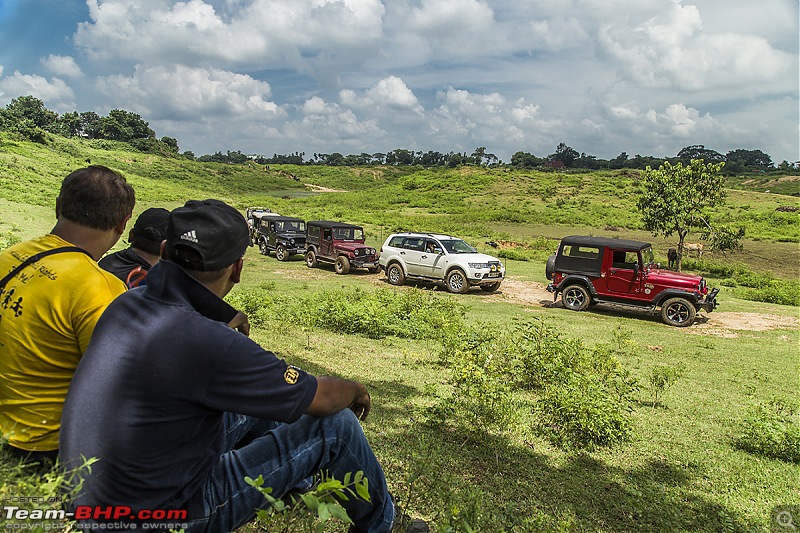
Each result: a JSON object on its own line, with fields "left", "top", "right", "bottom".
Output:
{"left": 228, "top": 311, "right": 250, "bottom": 337}
{"left": 349, "top": 387, "right": 371, "bottom": 421}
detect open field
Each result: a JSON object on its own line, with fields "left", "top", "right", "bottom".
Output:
{"left": 1, "top": 134, "right": 798, "bottom": 532}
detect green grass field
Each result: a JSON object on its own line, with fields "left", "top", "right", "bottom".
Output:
{"left": 1, "top": 133, "right": 798, "bottom": 532}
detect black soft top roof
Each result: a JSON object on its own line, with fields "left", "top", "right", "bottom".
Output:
{"left": 561, "top": 235, "right": 651, "bottom": 251}
{"left": 306, "top": 220, "right": 363, "bottom": 229}
{"left": 272, "top": 216, "right": 304, "bottom": 222}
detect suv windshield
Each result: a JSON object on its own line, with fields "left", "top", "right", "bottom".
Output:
{"left": 333, "top": 227, "right": 364, "bottom": 241}
{"left": 276, "top": 220, "right": 305, "bottom": 233}
{"left": 440, "top": 238, "right": 477, "bottom": 254}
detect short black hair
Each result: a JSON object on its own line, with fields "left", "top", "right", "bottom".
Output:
{"left": 56, "top": 166, "right": 136, "bottom": 230}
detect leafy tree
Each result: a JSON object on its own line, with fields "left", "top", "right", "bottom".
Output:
{"left": 57, "top": 111, "right": 82, "bottom": 137}
{"left": 610, "top": 152, "right": 629, "bottom": 169}
{"left": 701, "top": 225, "right": 745, "bottom": 256}
{"left": 677, "top": 145, "right": 724, "bottom": 164}
{"left": 0, "top": 95, "right": 59, "bottom": 142}
{"left": 79, "top": 111, "right": 102, "bottom": 139}
{"left": 637, "top": 160, "right": 726, "bottom": 271}
{"left": 160, "top": 136, "right": 179, "bottom": 153}
{"left": 548, "top": 143, "right": 579, "bottom": 167}
{"left": 100, "top": 109, "right": 154, "bottom": 142}
{"left": 725, "top": 149, "right": 773, "bottom": 172}
{"left": 510, "top": 151, "right": 544, "bottom": 168}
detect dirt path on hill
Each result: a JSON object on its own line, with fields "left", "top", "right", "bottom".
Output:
{"left": 304, "top": 183, "right": 347, "bottom": 193}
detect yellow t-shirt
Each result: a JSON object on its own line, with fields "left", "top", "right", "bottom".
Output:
{"left": 0, "top": 234, "right": 126, "bottom": 451}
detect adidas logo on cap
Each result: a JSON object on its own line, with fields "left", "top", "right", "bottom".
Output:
{"left": 180, "top": 230, "right": 198, "bottom": 243}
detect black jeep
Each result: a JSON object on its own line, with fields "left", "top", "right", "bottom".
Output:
{"left": 255, "top": 216, "right": 307, "bottom": 261}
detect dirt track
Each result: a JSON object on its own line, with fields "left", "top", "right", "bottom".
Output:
{"left": 496, "top": 277, "right": 797, "bottom": 337}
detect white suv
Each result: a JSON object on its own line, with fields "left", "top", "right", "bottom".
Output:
{"left": 379, "top": 232, "right": 505, "bottom": 293}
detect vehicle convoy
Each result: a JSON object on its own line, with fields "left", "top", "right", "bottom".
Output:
{"left": 546, "top": 235, "right": 718, "bottom": 326}
{"left": 255, "top": 216, "right": 306, "bottom": 261}
{"left": 379, "top": 232, "right": 505, "bottom": 293}
{"left": 304, "top": 221, "right": 379, "bottom": 274}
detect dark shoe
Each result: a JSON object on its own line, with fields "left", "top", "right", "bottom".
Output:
{"left": 392, "top": 508, "right": 429, "bottom": 533}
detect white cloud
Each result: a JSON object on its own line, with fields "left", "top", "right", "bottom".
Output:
{"left": 95, "top": 64, "right": 283, "bottom": 120}
{"left": 0, "top": 71, "right": 75, "bottom": 110}
{"left": 41, "top": 55, "right": 83, "bottom": 78}
{"left": 598, "top": 1, "right": 796, "bottom": 93}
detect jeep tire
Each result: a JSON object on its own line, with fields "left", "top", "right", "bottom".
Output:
{"left": 305, "top": 250, "right": 318, "bottom": 268}
{"left": 335, "top": 255, "right": 351, "bottom": 275}
{"left": 386, "top": 263, "right": 405, "bottom": 286}
{"left": 480, "top": 282, "right": 501, "bottom": 292}
{"left": 661, "top": 297, "right": 696, "bottom": 327}
{"left": 259, "top": 239, "right": 269, "bottom": 256}
{"left": 562, "top": 284, "right": 590, "bottom": 311}
{"left": 446, "top": 269, "right": 470, "bottom": 294}
{"left": 275, "top": 244, "right": 288, "bottom": 261}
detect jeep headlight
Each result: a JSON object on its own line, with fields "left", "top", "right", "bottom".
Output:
{"left": 468, "top": 262, "right": 489, "bottom": 269}
{"left": 289, "top": 238, "right": 295, "bottom": 246}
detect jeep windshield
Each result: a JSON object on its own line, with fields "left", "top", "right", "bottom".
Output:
{"left": 276, "top": 220, "right": 305, "bottom": 233}
{"left": 641, "top": 247, "right": 655, "bottom": 267}
{"left": 333, "top": 228, "right": 364, "bottom": 241}
{"left": 440, "top": 238, "right": 477, "bottom": 254}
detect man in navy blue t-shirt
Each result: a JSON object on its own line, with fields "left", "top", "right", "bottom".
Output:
{"left": 60, "top": 200, "right": 398, "bottom": 533}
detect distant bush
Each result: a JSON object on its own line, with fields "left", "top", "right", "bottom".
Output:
{"left": 291, "top": 286, "right": 466, "bottom": 340}
{"left": 736, "top": 398, "right": 800, "bottom": 463}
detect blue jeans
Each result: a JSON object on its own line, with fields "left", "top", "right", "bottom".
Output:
{"left": 184, "top": 410, "right": 395, "bottom": 533}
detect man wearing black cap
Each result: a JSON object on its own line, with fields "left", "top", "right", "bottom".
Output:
{"left": 60, "top": 199, "right": 402, "bottom": 533}
{"left": 99, "top": 207, "right": 170, "bottom": 287}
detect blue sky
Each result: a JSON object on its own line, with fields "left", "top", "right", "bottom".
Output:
{"left": 0, "top": 0, "right": 797, "bottom": 164}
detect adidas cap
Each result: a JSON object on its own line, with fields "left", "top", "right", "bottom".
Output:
{"left": 165, "top": 199, "right": 249, "bottom": 271}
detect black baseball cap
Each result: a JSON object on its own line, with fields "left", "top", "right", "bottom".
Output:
{"left": 166, "top": 199, "right": 249, "bottom": 271}
{"left": 129, "top": 207, "right": 170, "bottom": 255}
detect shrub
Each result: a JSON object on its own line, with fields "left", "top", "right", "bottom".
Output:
{"left": 534, "top": 373, "right": 634, "bottom": 450}
{"left": 0, "top": 230, "right": 21, "bottom": 252}
{"left": 647, "top": 363, "right": 686, "bottom": 407}
{"left": 290, "top": 287, "right": 466, "bottom": 340}
{"left": 736, "top": 398, "right": 800, "bottom": 463}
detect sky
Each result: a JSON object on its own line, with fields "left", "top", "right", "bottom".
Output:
{"left": 0, "top": 0, "right": 797, "bottom": 164}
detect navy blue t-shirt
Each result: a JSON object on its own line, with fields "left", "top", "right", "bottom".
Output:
{"left": 60, "top": 261, "right": 317, "bottom": 518}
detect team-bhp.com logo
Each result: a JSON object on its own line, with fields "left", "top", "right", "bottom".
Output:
{"left": 4, "top": 504, "right": 188, "bottom": 530}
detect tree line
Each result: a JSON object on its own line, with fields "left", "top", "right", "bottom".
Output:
{"left": 1, "top": 95, "right": 795, "bottom": 174}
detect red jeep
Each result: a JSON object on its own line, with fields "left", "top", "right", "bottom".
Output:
{"left": 304, "top": 221, "right": 379, "bottom": 274}
{"left": 546, "top": 235, "right": 718, "bottom": 326}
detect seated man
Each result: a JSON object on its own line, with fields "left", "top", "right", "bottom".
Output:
{"left": 60, "top": 200, "right": 412, "bottom": 533}
{"left": 0, "top": 166, "right": 135, "bottom": 464}
{"left": 99, "top": 207, "right": 170, "bottom": 287}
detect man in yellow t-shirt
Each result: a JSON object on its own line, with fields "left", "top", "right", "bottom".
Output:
{"left": 0, "top": 165, "right": 135, "bottom": 463}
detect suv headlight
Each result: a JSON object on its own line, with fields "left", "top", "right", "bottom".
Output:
{"left": 354, "top": 249, "right": 362, "bottom": 256}
{"left": 468, "top": 262, "right": 490, "bottom": 269}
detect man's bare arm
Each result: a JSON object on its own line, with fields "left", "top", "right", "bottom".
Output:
{"left": 306, "top": 376, "right": 371, "bottom": 421}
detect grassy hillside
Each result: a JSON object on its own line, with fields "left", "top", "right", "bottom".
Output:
{"left": 1, "top": 133, "right": 798, "bottom": 532}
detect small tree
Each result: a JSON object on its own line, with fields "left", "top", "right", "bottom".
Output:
{"left": 637, "top": 160, "right": 726, "bottom": 271}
